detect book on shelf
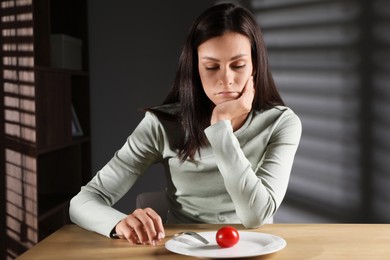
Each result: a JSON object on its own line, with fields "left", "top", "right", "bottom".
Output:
{"left": 71, "top": 105, "right": 83, "bottom": 137}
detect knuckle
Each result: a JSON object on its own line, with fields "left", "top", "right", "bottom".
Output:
{"left": 133, "top": 208, "right": 144, "bottom": 215}
{"left": 144, "top": 207, "right": 154, "bottom": 213}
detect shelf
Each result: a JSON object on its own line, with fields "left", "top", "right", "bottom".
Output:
{"left": 35, "top": 66, "right": 89, "bottom": 76}
{"left": 3, "top": 135, "right": 90, "bottom": 156}
{"left": 37, "top": 136, "right": 90, "bottom": 155}
{"left": 2, "top": 0, "right": 90, "bottom": 257}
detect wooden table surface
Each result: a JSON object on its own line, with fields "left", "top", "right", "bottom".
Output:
{"left": 17, "top": 223, "right": 390, "bottom": 259}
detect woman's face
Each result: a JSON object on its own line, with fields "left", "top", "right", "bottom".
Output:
{"left": 198, "top": 32, "right": 253, "bottom": 106}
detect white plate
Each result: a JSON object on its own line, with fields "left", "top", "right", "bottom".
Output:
{"left": 165, "top": 231, "right": 286, "bottom": 258}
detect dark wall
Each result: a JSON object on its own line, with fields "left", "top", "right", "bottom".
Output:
{"left": 87, "top": 0, "right": 390, "bottom": 223}
{"left": 87, "top": 1, "right": 215, "bottom": 213}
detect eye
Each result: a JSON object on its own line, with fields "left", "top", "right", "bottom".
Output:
{"left": 205, "top": 66, "right": 220, "bottom": 71}
{"left": 231, "top": 64, "right": 246, "bottom": 70}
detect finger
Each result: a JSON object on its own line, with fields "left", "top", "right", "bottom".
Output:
{"left": 120, "top": 212, "right": 148, "bottom": 244}
{"left": 243, "top": 76, "right": 254, "bottom": 95}
{"left": 123, "top": 228, "right": 138, "bottom": 245}
{"left": 134, "top": 208, "right": 160, "bottom": 245}
{"left": 117, "top": 222, "right": 137, "bottom": 244}
{"left": 238, "top": 77, "right": 253, "bottom": 102}
{"left": 129, "top": 228, "right": 140, "bottom": 244}
{"left": 145, "top": 208, "right": 165, "bottom": 241}
{"left": 128, "top": 211, "right": 149, "bottom": 244}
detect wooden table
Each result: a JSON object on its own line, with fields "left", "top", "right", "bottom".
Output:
{"left": 17, "top": 223, "right": 390, "bottom": 259}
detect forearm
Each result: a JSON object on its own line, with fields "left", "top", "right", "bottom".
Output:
{"left": 69, "top": 187, "right": 127, "bottom": 237}
{"left": 204, "top": 113, "right": 301, "bottom": 228}
{"left": 69, "top": 112, "right": 164, "bottom": 236}
{"left": 205, "top": 120, "right": 275, "bottom": 227}
{"left": 69, "top": 156, "right": 141, "bottom": 237}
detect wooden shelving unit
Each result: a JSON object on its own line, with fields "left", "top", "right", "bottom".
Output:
{"left": 1, "top": 0, "right": 90, "bottom": 258}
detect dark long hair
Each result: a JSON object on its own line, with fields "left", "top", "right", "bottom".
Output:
{"left": 148, "top": 3, "right": 284, "bottom": 161}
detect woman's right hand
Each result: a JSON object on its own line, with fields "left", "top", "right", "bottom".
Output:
{"left": 114, "top": 208, "right": 165, "bottom": 245}
{"left": 211, "top": 76, "right": 255, "bottom": 129}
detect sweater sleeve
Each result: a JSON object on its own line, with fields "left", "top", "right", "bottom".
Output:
{"left": 69, "top": 112, "right": 164, "bottom": 237}
{"left": 204, "top": 109, "right": 302, "bottom": 228}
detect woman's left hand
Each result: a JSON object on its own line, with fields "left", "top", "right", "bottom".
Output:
{"left": 211, "top": 76, "right": 255, "bottom": 129}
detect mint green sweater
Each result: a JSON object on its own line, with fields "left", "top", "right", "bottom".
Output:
{"left": 69, "top": 105, "right": 301, "bottom": 237}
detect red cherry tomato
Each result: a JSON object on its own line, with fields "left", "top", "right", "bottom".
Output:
{"left": 216, "top": 226, "right": 240, "bottom": 248}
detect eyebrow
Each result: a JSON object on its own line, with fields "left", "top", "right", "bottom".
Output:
{"left": 201, "top": 54, "right": 248, "bottom": 61}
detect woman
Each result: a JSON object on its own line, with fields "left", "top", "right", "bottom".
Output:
{"left": 69, "top": 3, "right": 301, "bottom": 246}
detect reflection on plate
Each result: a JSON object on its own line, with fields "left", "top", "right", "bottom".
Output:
{"left": 165, "top": 231, "right": 286, "bottom": 258}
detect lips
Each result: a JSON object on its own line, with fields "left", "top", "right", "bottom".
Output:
{"left": 216, "top": 91, "right": 241, "bottom": 97}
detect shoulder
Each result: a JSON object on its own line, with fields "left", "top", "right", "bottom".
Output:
{"left": 254, "top": 106, "right": 300, "bottom": 124}
{"left": 140, "top": 103, "right": 180, "bottom": 126}
{"left": 251, "top": 106, "right": 301, "bottom": 135}
{"left": 256, "top": 105, "right": 296, "bottom": 116}
{"left": 268, "top": 106, "right": 302, "bottom": 138}
{"left": 147, "top": 103, "right": 181, "bottom": 118}
{"left": 274, "top": 106, "right": 301, "bottom": 127}
{"left": 142, "top": 103, "right": 181, "bottom": 136}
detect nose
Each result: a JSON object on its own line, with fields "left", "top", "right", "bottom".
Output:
{"left": 219, "top": 67, "right": 233, "bottom": 86}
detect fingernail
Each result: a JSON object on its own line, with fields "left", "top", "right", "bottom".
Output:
{"left": 158, "top": 232, "right": 165, "bottom": 240}
{"left": 151, "top": 240, "right": 157, "bottom": 246}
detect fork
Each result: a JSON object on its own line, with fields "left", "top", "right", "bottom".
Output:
{"left": 174, "top": 231, "right": 209, "bottom": 244}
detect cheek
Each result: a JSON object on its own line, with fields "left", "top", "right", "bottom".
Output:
{"left": 199, "top": 70, "right": 213, "bottom": 84}
{"left": 237, "top": 69, "right": 253, "bottom": 87}
{"left": 199, "top": 71, "right": 214, "bottom": 92}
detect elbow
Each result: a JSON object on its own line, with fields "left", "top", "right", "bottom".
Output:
{"left": 240, "top": 201, "right": 276, "bottom": 228}
{"left": 243, "top": 221, "right": 262, "bottom": 229}
{"left": 69, "top": 192, "right": 86, "bottom": 225}
{"left": 242, "top": 215, "right": 273, "bottom": 229}
{"left": 69, "top": 195, "right": 78, "bottom": 223}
